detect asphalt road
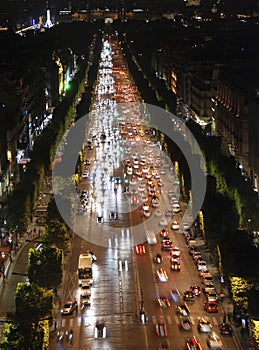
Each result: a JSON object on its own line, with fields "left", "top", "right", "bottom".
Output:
{"left": 48, "top": 33, "right": 240, "bottom": 350}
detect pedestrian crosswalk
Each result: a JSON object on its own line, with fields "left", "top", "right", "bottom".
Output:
{"left": 61, "top": 313, "right": 220, "bottom": 328}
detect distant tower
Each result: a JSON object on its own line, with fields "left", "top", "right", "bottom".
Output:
{"left": 45, "top": 0, "right": 53, "bottom": 28}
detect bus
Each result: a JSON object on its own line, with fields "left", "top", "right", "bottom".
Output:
{"left": 78, "top": 253, "right": 92, "bottom": 285}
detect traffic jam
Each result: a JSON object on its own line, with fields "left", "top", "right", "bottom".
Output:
{"left": 63, "top": 33, "right": 237, "bottom": 350}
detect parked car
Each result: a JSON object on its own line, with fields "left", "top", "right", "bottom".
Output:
{"left": 219, "top": 323, "right": 233, "bottom": 336}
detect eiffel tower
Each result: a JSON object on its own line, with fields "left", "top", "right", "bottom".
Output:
{"left": 45, "top": 0, "right": 53, "bottom": 28}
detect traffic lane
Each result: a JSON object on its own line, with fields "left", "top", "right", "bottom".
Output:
{"left": 136, "top": 226, "right": 239, "bottom": 350}
{"left": 165, "top": 229, "right": 239, "bottom": 349}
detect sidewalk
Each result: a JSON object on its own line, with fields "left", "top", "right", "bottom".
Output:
{"left": 196, "top": 236, "right": 257, "bottom": 350}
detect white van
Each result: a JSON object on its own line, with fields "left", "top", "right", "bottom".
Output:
{"left": 146, "top": 230, "right": 157, "bottom": 244}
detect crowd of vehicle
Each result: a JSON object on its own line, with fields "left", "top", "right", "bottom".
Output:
{"left": 55, "top": 33, "right": 237, "bottom": 349}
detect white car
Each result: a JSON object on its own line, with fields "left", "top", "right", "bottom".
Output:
{"left": 207, "top": 332, "right": 223, "bottom": 349}
{"left": 171, "top": 221, "right": 179, "bottom": 230}
{"left": 197, "top": 261, "right": 208, "bottom": 271}
{"left": 81, "top": 282, "right": 91, "bottom": 297}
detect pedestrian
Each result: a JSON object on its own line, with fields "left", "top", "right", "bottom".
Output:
{"left": 223, "top": 311, "right": 226, "bottom": 324}
{"left": 220, "top": 289, "right": 225, "bottom": 302}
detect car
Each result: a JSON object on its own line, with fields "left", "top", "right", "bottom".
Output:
{"left": 135, "top": 245, "right": 146, "bottom": 254}
{"left": 82, "top": 170, "right": 89, "bottom": 178}
{"left": 61, "top": 300, "right": 78, "bottom": 315}
{"left": 94, "top": 322, "right": 107, "bottom": 339}
{"left": 172, "top": 205, "right": 181, "bottom": 213}
{"left": 199, "top": 270, "right": 211, "bottom": 279}
{"left": 179, "top": 316, "right": 192, "bottom": 331}
{"left": 154, "top": 253, "right": 163, "bottom": 264}
{"left": 197, "top": 260, "right": 208, "bottom": 271}
{"left": 160, "top": 229, "right": 169, "bottom": 238}
{"left": 81, "top": 296, "right": 91, "bottom": 307}
{"left": 81, "top": 282, "right": 91, "bottom": 297}
{"left": 142, "top": 203, "right": 149, "bottom": 211}
{"left": 176, "top": 302, "right": 190, "bottom": 316}
{"left": 171, "top": 289, "right": 181, "bottom": 302}
{"left": 189, "top": 245, "right": 198, "bottom": 256}
{"left": 155, "top": 323, "right": 168, "bottom": 337}
{"left": 207, "top": 332, "right": 223, "bottom": 349}
{"left": 197, "top": 318, "right": 213, "bottom": 333}
{"left": 161, "top": 241, "right": 173, "bottom": 251}
{"left": 183, "top": 291, "right": 195, "bottom": 301}
{"left": 203, "top": 283, "right": 216, "bottom": 295}
{"left": 206, "top": 292, "right": 218, "bottom": 303}
{"left": 186, "top": 336, "right": 203, "bottom": 350}
{"left": 202, "top": 275, "right": 214, "bottom": 284}
{"left": 170, "top": 246, "right": 181, "bottom": 257}
{"left": 219, "top": 323, "right": 233, "bottom": 335}
{"left": 190, "top": 285, "right": 201, "bottom": 296}
{"left": 131, "top": 196, "right": 140, "bottom": 205}
{"left": 204, "top": 302, "right": 219, "bottom": 313}
{"left": 171, "top": 221, "right": 180, "bottom": 230}
{"left": 171, "top": 259, "right": 181, "bottom": 271}
{"left": 143, "top": 209, "right": 151, "bottom": 218}
{"left": 157, "top": 268, "right": 168, "bottom": 282}
{"left": 192, "top": 251, "right": 202, "bottom": 261}
{"left": 157, "top": 297, "right": 171, "bottom": 309}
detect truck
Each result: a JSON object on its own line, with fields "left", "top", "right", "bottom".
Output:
{"left": 78, "top": 253, "right": 92, "bottom": 285}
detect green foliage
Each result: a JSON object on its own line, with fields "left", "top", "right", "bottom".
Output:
{"left": 43, "top": 218, "right": 69, "bottom": 251}
{"left": 0, "top": 321, "right": 47, "bottom": 350}
{"left": 27, "top": 245, "right": 63, "bottom": 290}
{"left": 15, "top": 283, "right": 53, "bottom": 325}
